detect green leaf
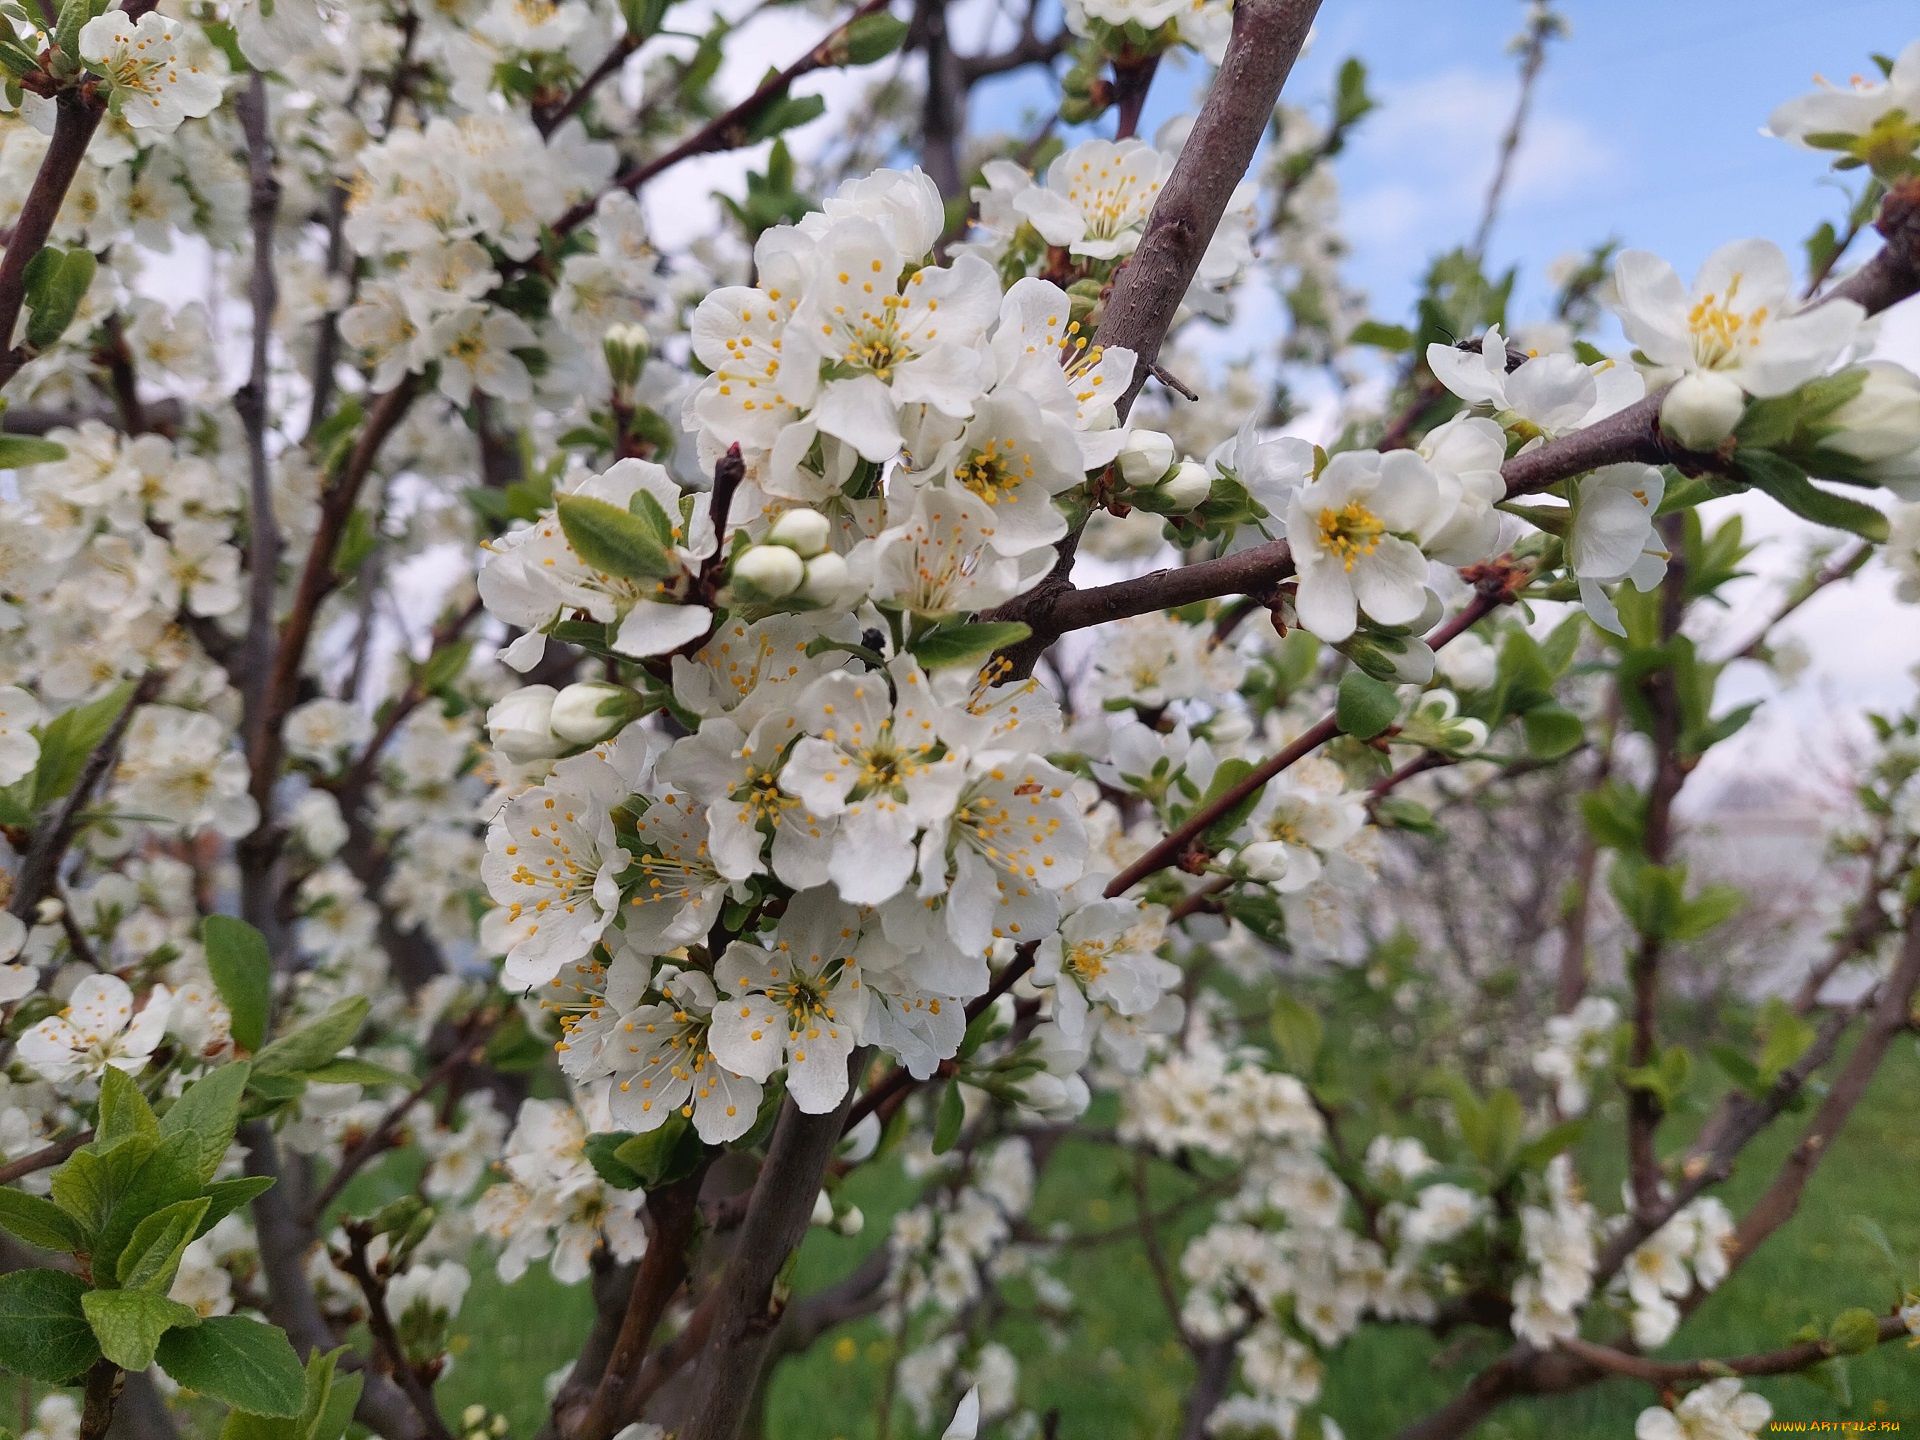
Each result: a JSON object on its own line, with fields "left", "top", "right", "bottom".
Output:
{"left": 743, "top": 92, "right": 825, "bottom": 144}
{"left": 0, "top": 434, "right": 67, "bottom": 469}
{"left": 1708, "top": 1042, "right": 1762, "bottom": 1095}
{"left": 32, "top": 679, "right": 137, "bottom": 809}
{"left": 1194, "top": 756, "right": 1266, "bottom": 845}
{"left": 252, "top": 997, "right": 368, "bottom": 1079}
{"left": 82, "top": 1288, "right": 199, "bottom": 1372}
{"left": 0, "top": 1269, "right": 99, "bottom": 1383}
{"left": 160, "top": 1063, "right": 253, "bottom": 1184}
{"left": 1348, "top": 320, "right": 1415, "bottom": 351}
{"left": 908, "top": 621, "right": 1032, "bottom": 671}
{"left": 417, "top": 639, "right": 474, "bottom": 696}
{"left": 1335, "top": 670, "right": 1399, "bottom": 741}
{"left": 1608, "top": 856, "right": 1685, "bottom": 940}
{"left": 1734, "top": 449, "right": 1889, "bottom": 541}
{"left": 50, "top": 1133, "right": 156, "bottom": 1239}
{"left": 582, "top": 1131, "right": 643, "bottom": 1190}
{"left": 1520, "top": 702, "right": 1584, "bottom": 759}
{"left": 555, "top": 494, "right": 678, "bottom": 580}
{"left": 197, "top": 1175, "right": 276, "bottom": 1239}
{"left": 329, "top": 507, "right": 378, "bottom": 582}
{"left": 118, "top": 1196, "right": 211, "bottom": 1293}
{"left": 931, "top": 1078, "right": 965, "bottom": 1155}
{"left": 203, "top": 917, "right": 274, "bottom": 1054}
{"left": 1580, "top": 780, "right": 1646, "bottom": 854}
{"left": 158, "top": 1316, "right": 306, "bottom": 1417}
{"left": 1515, "top": 1119, "right": 1585, "bottom": 1172}
{"left": 1672, "top": 883, "right": 1742, "bottom": 941}
{"left": 22, "top": 246, "right": 96, "bottom": 351}
{"left": 610, "top": 1115, "right": 705, "bottom": 1189}
{"left": 96, "top": 1066, "right": 159, "bottom": 1146}
{"left": 1268, "top": 994, "right": 1323, "bottom": 1075}
{"left": 226, "top": 1345, "right": 362, "bottom": 1440}
{"left": 839, "top": 11, "right": 908, "bottom": 64}
{"left": 92, "top": 1131, "right": 204, "bottom": 1277}
{"left": 1828, "top": 1307, "right": 1883, "bottom": 1356}
{"left": 1756, "top": 997, "right": 1815, "bottom": 1085}
{"left": 0, "top": 1187, "right": 85, "bottom": 1253}
{"left": 294, "top": 1057, "right": 411, "bottom": 1088}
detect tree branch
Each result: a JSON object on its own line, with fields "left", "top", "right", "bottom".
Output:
{"left": 1558, "top": 1312, "right": 1909, "bottom": 1387}
{"left": 339, "top": 1224, "right": 457, "bottom": 1440}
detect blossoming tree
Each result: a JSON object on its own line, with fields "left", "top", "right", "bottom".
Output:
{"left": 0, "top": 0, "right": 1915, "bottom": 1435}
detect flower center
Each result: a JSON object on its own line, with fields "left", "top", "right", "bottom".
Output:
{"left": 1316, "top": 502, "right": 1386, "bottom": 571}
{"left": 1687, "top": 273, "right": 1767, "bottom": 369}
{"left": 954, "top": 441, "right": 1032, "bottom": 507}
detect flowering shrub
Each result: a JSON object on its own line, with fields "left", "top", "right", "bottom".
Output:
{"left": 0, "top": 0, "right": 1912, "bottom": 1437}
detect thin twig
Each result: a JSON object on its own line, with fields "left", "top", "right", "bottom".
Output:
{"left": 338, "top": 1227, "right": 458, "bottom": 1440}
{"left": 1468, "top": 2, "right": 1560, "bottom": 262}
{"left": 1558, "top": 1313, "right": 1908, "bottom": 1387}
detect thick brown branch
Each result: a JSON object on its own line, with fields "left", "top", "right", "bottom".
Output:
{"left": 1097, "top": 0, "right": 1322, "bottom": 417}
{"left": 678, "top": 1061, "right": 866, "bottom": 1440}
{"left": 0, "top": 94, "right": 105, "bottom": 393}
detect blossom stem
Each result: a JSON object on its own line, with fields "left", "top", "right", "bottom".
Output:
{"left": 1557, "top": 1313, "right": 1908, "bottom": 1386}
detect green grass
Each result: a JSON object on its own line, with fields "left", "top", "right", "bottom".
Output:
{"left": 448, "top": 1046, "right": 1920, "bottom": 1438}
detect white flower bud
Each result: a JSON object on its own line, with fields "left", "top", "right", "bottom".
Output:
{"left": 832, "top": 1203, "right": 865, "bottom": 1236}
{"left": 1825, "top": 361, "right": 1920, "bottom": 463}
{"left": 291, "top": 790, "right": 348, "bottom": 858}
{"left": 810, "top": 1190, "right": 835, "bottom": 1227}
{"left": 795, "top": 550, "right": 850, "bottom": 605}
{"left": 1659, "top": 370, "right": 1745, "bottom": 450}
{"left": 1117, "top": 429, "right": 1176, "bottom": 488}
{"left": 730, "top": 543, "right": 805, "bottom": 600}
{"left": 549, "top": 681, "right": 643, "bottom": 746}
{"left": 766, "top": 508, "right": 832, "bottom": 558}
{"left": 1155, "top": 460, "right": 1212, "bottom": 512}
{"left": 486, "top": 685, "right": 561, "bottom": 764}
{"left": 1236, "top": 841, "right": 1291, "bottom": 883}
{"left": 602, "top": 322, "right": 651, "bottom": 393}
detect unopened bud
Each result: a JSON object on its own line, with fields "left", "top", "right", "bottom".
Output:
{"left": 1117, "top": 429, "right": 1176, "bottom": 489}
{"left": 1659, "top": 370, "right": 1744, "bottom": 451}
{"left": 1825, "top": 361, "right": 1920, "bottom": 462}
{"left": 795, "top": 550, "right": 849, "bottom": 606}
{"left": 731, "top": 543, "right": 805, "bottom": 600}
{"left": 1156, "top": 460, "right": 1212, "bottom": 512}
{"left": 766, "top": 508, "right": 832, "bottom": 558}
{"left": 487, "top": 685, "right": 562, "bottom": 764}
{"left": 33, "top": 897, "right": 63, "bottom": 926}
{"left": 603, "top": 322, "right": 651, "bottom": 394}
{"left": 549, "top": 681, "right": 646, "bottom": 746}
{"left": 810, "top": 1190, "right": 834, "bottom": 1226}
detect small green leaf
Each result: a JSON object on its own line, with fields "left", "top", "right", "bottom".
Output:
{"left": 1348, "top": 320, "right": 1416, "bottom": 351}
{"left": 840, "top": 11, "right": 908, "bottom": 63}
{"left": 118, "top": 1196, "right": 211, "bottom": 1293}
{"left": 203, "top": 917, "right": 274, "bottom": 1053}
{"left": 82, "top": 1288, "right": 200, "bottom": 1373}
{"left": 931, "top": 1078, "right": 964, "bottom": 1154}
{"left": 1734, "top": 449, "right": 1889, "bottom": 542}
{"left": 329, "top": 507, "right": 378, "bottom": 581}
{"left": 252, "top": 997, "right": 369, "bottom": 1079}
{"left": 610, "top": 1114, "right": 705, "bottom": 1189}
{"left": 160, "top": 1063, "right": 253, "bottom": 1184}
{"left": 294, "top": 1057, "right": 411, "bottom": 1087}
{"left": 1268, "top": 994, "right": 1323, "bottom": 1075}
{"left": 0, "top": 434, "right": 67, "bottom": 469}
{"left": 908, "top": 621, "right": 1032, "bottom": 671}
{"left": 197, "top": 1175, "right": 276, "bottom": 1239}
{"left": 555, "top": 495, "right": 677, "bottom": 581}
{"left": 743, "top": 92, "right": 825, "bottom": 144}
{"left": 0, "top": 1188, "right": 85, "bottom": 1253}
{"left": 32, "top": 679, "right": 137, "bottom": 809}
{"left": 1521, "top": 702, "right": 1584, "bottom": 759}
{"left": 1827, "top": 1307, "right": 1883, "bottom": 1356}
{"left": 22, "top": 246, "right": 96, "bottom": 351}
{"left": 1672, "top": 883, "right": 1742, "bottom": 941}
{"left": 0, "top": 1269, "right": 99, "bottom": 1383}
{"left": 1195, "top": 756, "right": 1266, "bottom": 845}
{"left": 1336, "top": 670, "right": 1399, "bottom": 741}
{"left": 582, "top": 1131, "right": 643, "bottom": 1190}
{"left": 49, "top": 1133, "right": 156, "bottom": 1238}
{"left": 96, "top": 1066, "right": 159, "bottom": 1146}
{"left": 157, "top": 1316, "right": 305, "bottom": 1417}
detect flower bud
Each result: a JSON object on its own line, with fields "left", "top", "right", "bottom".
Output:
{"left": 602, "top": 322, "right": 651, "bottom": 394}
{"left": 795, "top": 549, "right": 850, "bottom": 606}
{"left": 810, "top": 1190, "right": 834, "bottom": 1227}
{"left": 550, "top": 681, "right": 645, "bottom": 747}
{"left": 1823, "top": 361, "right": 1920, "bottom": 463}
{"left": 1156, "top": 460, "right": 1212, "bottom": 512}
{"left": 1659, "top": 370, "right": 1744, "bottom": 451}
{"left": 832, "top": 1203, "right": 865, "bottom": 1237}
{"left": 487, "top": 685, "right": 562, "bottom": 764}
{"left": 1117, "top": 429, "right": 1176, "bottom": 488}
{"left": 730, "top": 543, "right": 805, "bottom": 600}
{"left": 766, "top": 507, "right": 832, "bottom": 558}
{"left": 1236, "top": 841, "right": 1290, "bottom": 884}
